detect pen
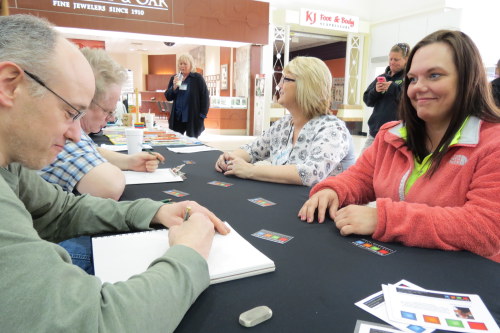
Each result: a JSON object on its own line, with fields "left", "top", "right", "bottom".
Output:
{"left": 161, "top": 198, "right": 172, "bottom": 203}
{"left": 147, "top": 150, "right": 164, "bottom": 164}
{"left": 183, "top": 206, "right": 191, "bottom": 221}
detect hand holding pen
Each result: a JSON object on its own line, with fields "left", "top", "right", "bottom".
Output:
{"left": 147, "top": 151, "right": 164, "bottom": 164}
{"left": 128, "top": 150, "right": 165, "bottom": 172}
{"left": 183, "top": 206, "right": 191, "bottom": 221}
{"left": 151, "top": 201, "right": 230, "bottom": 235}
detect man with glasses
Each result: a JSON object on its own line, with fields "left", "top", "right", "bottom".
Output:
{"left": 362, "top": 42, "right": 410, "bottom": 151}
{"left": 0, "top": 14, "right": 228, "bottom": 332}
{"left": 40, "top": 47, "right": 165, "bottom": 201}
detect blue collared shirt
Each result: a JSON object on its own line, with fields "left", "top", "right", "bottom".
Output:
{"left": 174, "top": 74, "right": 191, "bottom": 122}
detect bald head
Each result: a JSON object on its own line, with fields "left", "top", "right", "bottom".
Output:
{"left": 48, "top": 37, "right": 95, "bottom": 111}
{"left": 0, "top": 15, "right": 95, "bottom": 168}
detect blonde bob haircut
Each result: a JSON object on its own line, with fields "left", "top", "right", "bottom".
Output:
{"left": 177, "top": 54, "right": 197, "bottom": 73}
{"left": 283, "top": 56, "right": 332, "bottom": 119}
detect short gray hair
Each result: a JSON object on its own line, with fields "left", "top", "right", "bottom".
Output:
{"left": 80, "top": 47, "right": 127, "bottom": 103}
{"left": 0, "top": 14, "right": 58, "bottom": 96}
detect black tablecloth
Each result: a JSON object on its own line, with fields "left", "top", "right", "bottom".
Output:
{"left": 121, "top": 147, "right": 500, "bottom": 333}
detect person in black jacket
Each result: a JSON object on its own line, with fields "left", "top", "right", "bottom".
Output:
{"left": 362, "top": 43, "right": 410, "bottom": 151}
{"left": 165, "top": 54, "right": 209, "bottom": 138}
{"left": 491, "top": 59, "right": 500, "bottom": 107}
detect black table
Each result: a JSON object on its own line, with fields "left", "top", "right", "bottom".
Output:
{"left": 121, "top": 147, "right": 500, "bottom": 333}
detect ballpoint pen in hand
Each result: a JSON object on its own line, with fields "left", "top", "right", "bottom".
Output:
{"left": 146, "top": 150, "right": 164, "bottom": 164}
{"left": 183, "top": 206, "right": 191, "bottom": 221}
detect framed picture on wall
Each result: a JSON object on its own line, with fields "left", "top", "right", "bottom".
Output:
{"left": 220, "top": 64, "right": 228, "bottom": 90}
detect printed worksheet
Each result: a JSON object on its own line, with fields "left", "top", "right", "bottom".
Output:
{"left": 355, "top": 280, "right": 434, "bottom": 333}
{"left": 382, "top": 284, "right": 499, "bottom": 333}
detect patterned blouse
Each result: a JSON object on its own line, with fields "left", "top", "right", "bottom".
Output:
{"left": 241, "top": 114, "right": 355, "bottom": 186}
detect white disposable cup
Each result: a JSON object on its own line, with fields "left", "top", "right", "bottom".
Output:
{"left": 125, "top": 128, "right": 143, "bottom": 155}
{"left": 145, "top": 113, "right": 155, "bottom": 131}
{"left": 176, "top": 73, "right": 183, "bottom": 87}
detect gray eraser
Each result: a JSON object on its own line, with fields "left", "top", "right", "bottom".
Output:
{"left": 239, "top": 305, "right": 273, "bottom": 327}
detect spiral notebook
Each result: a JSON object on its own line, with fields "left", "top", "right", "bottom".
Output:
{"left": 92, "top": 223, "right": 275, "bottom": 284}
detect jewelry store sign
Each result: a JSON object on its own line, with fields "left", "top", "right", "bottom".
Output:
{"left": 300, "top": 8, "right": 358, "bottom": 33}
{"left": 16, "top": 0, "right": 173, "bottom": 22}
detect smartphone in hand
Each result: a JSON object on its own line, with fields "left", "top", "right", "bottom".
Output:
{"left": 376, "top": 76, "right": 386, "bottom": 83}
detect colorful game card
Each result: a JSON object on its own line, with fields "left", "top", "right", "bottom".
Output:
{"left": 182, "top": 160, "right": 196, "bottom": 164}
{"left": 163, "top": 189, "right": 189, "bottom": 197}
{"left": 252, "top": 229, "right": 293, "bottom": 244}
{"left": 208, "top": 180, "right": 233, "bottom": 187}
{"left": 248, "top": 197, "right": 276, "bottom": 207}
{"left": 352, "top": 239, "right": 396, "bottom": 256}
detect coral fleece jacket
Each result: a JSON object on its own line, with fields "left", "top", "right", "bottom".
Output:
{"left": 310, "top": 117, "right": 500, "bottom": 262}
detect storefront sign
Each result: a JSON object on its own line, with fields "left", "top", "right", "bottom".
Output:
{"left": 16, "top": 0, "right": 173, "bottom": 23}
{"left": 300, "top": 8, "right": 358, "bottom": 33}
{"left": 9, "top": 0, "right": 269, "bottom": 45}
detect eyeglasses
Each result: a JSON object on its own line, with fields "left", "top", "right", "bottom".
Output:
{"left": 23, "top": 69, "right": 86, "bottom": 121}
{"left": 397, "top": 43, "right": 409, "bottom": 56}
{"left": 280, "top": 75, "right": 296, "bottom": 84}
{"left": 92, "top": 100, "right": 116, "bottom": 120}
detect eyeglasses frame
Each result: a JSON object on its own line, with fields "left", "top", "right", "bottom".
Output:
{"left": 23, "top": 69, "right": 86, "bottom": 122}
{"left": 280, "top": 75, "right": 296, "bottom": 84}
{"left": 91, "top": 100, "right": 116, "bottom": 120}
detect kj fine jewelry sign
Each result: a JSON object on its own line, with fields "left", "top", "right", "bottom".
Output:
{"left": 300, "top": 8, "right": 359, "bottom": 33}
{"left": 15, "top": 0, "right": 175, "bottom": 23}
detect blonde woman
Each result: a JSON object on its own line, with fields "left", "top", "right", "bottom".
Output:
{"left": 165, "top": 54, "right": 209, "bottom": 138}
{"left": 215, "top": 56, "right": 355, "bottom": 186}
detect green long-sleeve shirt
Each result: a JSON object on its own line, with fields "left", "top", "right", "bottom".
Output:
{"left": 0, "top": 163, "right": 209, "bottom": 332}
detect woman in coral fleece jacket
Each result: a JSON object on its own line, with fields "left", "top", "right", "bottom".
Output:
{"left": 299, "top": 30, "right": 500, "bottom": 262}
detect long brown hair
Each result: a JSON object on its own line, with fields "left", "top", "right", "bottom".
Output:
{"left": 399, "top": 30, "right": 500, "bottom": 176}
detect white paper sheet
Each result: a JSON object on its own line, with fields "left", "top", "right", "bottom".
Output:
{"left": 100, "top": 144, "right": 152, "bottom": 152}
{"left": 355, "top": 280, "right": 434, "bottom": 333}
{"left": 123, "top": 168, "right": 182, "bottom": 184}
{"left": 167, "top": 145, "right": 218, "bottom": 153}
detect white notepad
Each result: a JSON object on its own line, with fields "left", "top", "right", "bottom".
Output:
{"left": 92, "top": 223, "right": 275, "bottom": 284}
